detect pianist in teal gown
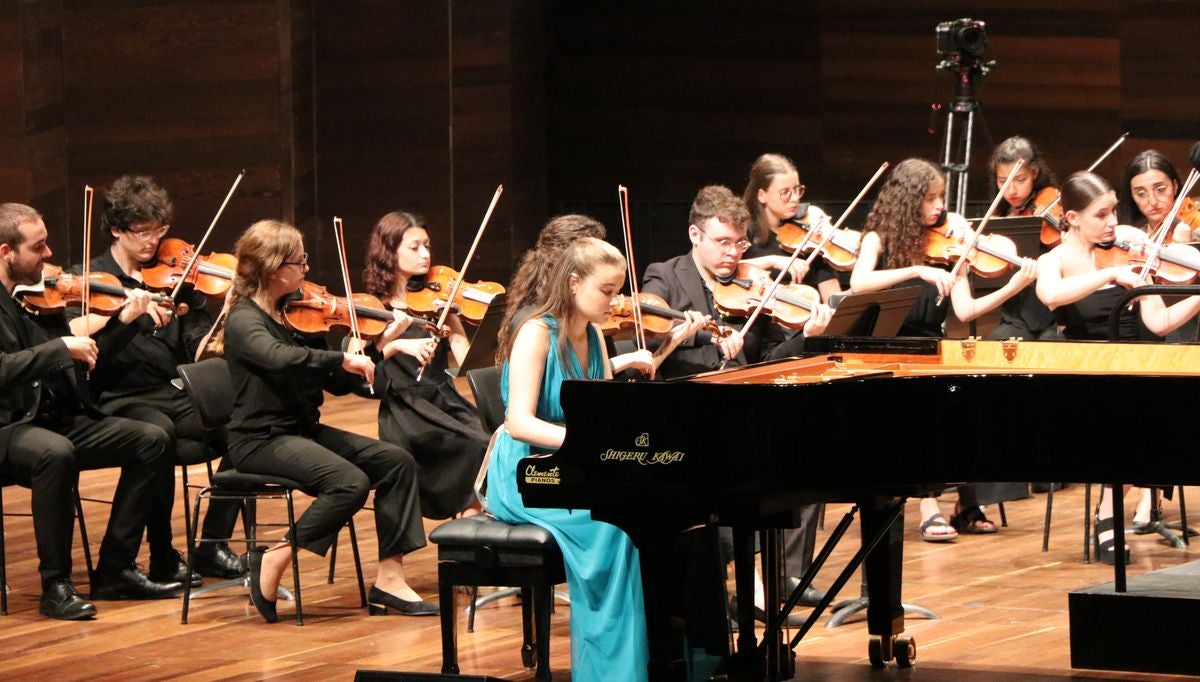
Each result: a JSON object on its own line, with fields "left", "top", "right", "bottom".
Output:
{"left": 487, "top": 237, "right": 650, "bottom": 682}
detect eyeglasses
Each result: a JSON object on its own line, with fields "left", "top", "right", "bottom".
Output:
{"left": 282, "top": 253, "right": 309, "bottom": 267}
{"left": 777, "top": 185, "right": 806, "bottom": 201}
{"left": 697, "top": 228, "right": 751, "bottom": 254}
{"left": 1131, "top": 183, "right": 1174, "bottom": 203}
{"left": 127, "top": 224, "right": 170, "bottom": 241}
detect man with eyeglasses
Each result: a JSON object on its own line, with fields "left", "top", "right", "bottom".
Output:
{"left": 68, "top": 175, "right": 245, "bottom": 590}
{"left": 642, "top": 185, "right": 832, "bottom": 380}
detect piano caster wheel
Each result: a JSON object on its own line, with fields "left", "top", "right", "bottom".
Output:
{"left": 895, "top": 635, "right": 916, "bottom": 668}
{"left": 868, "top": 635, "right": 915, "bottom": 668}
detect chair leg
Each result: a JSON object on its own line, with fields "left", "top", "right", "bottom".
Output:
{"left": 285, "top": 491, "right": 303, "bottom": 625}
{"left": 327, "top": 532, "right": 338, "bottom": 585}
{"left": 1179, "top": 486, "right": 1192, "bottom": 545}
{"left": 1, "top": 486, "right": 8, "bottom": 616}
{"left": 182, "top": 487, "right": 207, "bottom": 625}
{"left": 519, "top": 585, "right": 535, "bottom": 670}
{"left": 533, "top": 580, "right": 553, "bottom": 680}
{"left": 997, "top": 501, "right": 1008, "bottom": 527}
{"left": 181, "top": 466, "right": 193, "bottom": 550}
{"left": 74, "top": 488, "right": 94, "bottom": 586}
{"left": 347, "top": 519, "right": 366, "bottom": 607}
{"left": 1042, "top": 486, "right": 1053, "bottom": 552}
{"left": 1084, "top": 484, "right": 1093, "bottom": 564}
{"left": 438, "top": 564, "right": 460, "bottom": 674}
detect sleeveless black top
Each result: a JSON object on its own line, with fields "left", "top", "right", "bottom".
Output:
{"left": 1052, "top": 286, "right": 1142, "bottom": 341}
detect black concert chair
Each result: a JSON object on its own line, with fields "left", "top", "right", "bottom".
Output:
{"left": 428, "top": 365, "right": 565, "bottom": 679}
{"left": 178, "top": 358, "right": 365, "bottom": 625}
{"left": 0, "top": 475, "right": 94, "bottom": 615}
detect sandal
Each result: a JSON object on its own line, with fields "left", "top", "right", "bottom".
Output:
{"left": 950, "top": 506, "right": 998, "bottom": 534}
{"left": 1092, "top": 515, "right": 1131, "bottom": 566}
{"left": 919, "top": 513, "right": 958, "bottom": 542}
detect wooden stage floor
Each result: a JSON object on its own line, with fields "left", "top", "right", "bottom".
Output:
{"left": 0, "top": 392, "right": 1196, "bottom": 681}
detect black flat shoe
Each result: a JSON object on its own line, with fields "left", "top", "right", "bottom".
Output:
{"left": 149, "top": 549, "right": 203, "bottom": 588}
{"left": 40, "top": 580, "right": 97, "bottom": 620}
{"left": 1093, "top": 516, "right": 1132, "bottom": 566}
{"left": 784, "top": 576, "right": 828, "bottom": 607}
{"left": 728, "top": 595, "right": 804, "bottom": 627}
{"left": 367, "top": 585, "right": 439, "bottom": 616}
{"left": 247, "top": 546, "right": 278, "bottom": 623}
{"left": 91, "top": 566, "right": 184, "bottom": 600}
{"left": 194, "top": 542, "right": 246, "bottom": 579}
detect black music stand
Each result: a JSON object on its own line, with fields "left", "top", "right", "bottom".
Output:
{"left": 826, "top": 287, "right": 922, "bottom": 337}
{"left": 451, "top": 294, "right": 506, "bottom": 377}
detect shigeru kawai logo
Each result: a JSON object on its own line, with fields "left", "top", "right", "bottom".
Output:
{"left": 635, "top": 433, "right": 649, "bottom": 447}
{"left": 598, "top": 433, "right": 686, "bottom": 465}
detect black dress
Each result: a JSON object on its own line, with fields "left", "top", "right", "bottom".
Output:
{"left": 875, "top": 246, "right": 951, "bottom": 337}
{"left": 372, "top": 315, "right": 487, "bottom": 520}
{"left": 1053, "top": 285, "right": 1145, "bottom": 341}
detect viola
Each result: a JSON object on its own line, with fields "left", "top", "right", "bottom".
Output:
{"left": 1094, "top": 224, "right": 1200, "bottom": 285}
{"left": 924, "top": 215, "right": 1026, "bottom": 278}
{"left": 16, "top": 264, "right": 177, "bottom": 316}
{"left": 601, "top": 292, "right": 730, "bottom": 339}
{"left": 405, "top": 265, "right": 505, "bottom": 325}
{"left": 776, "top": 215, "right": 862, "bottom": 271}
{"left": 140, "top": 238, "right": 237, "bottom": 296}
{"left": 283, "top": 281, "right": 447, "bottom": 339}
{"left": 710, "top": 263, "right": 820, "bottom": 330}
{"left": 1030, "top": 186, "right": 1066, "bottom": 247}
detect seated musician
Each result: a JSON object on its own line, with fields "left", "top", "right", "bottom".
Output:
{"left": 742, "top": 153, "right": 842, "bottom": 302}
{"left": 1036, "top": 171, "right": 1200, "bottom": 564}
{"left": 215, "top": 219, "right": 436, "bottom": 621}
{"left": 0, "top": 202, "right": 178, "bottom": 614}
{"left": 487, "top": 237, "right": 648, "bottom": 682}
{"left": 68, "top": 176, "right": 243, "bottom": 583}
{"left": 849, "top": 158, "right": 1037, "bottom": 541}
{"left": 362, "top": 210, "right": 485, "bottom": 521}
{"left": 986, "top": 136, "right": 1062, "bottom": 341}
{"left": 1121, "top": 149, "right": 1200, "bottom": 244}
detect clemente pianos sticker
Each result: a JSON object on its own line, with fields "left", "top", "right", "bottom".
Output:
{"left": 599, "top": 433, "right": 686, "bottom": 466}
{"left": 524, "top": 464, "right": 561, "bottom": 485}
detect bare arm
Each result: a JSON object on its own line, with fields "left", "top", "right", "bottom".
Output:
{"left": 503, "top": 319, "right": 565, "bottom": 450}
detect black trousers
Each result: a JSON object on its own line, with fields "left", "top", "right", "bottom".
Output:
{"left": 3, "top": 414, "right": 169, "bottom": 582}
{"left": 112, "top": 390, "right": 240, "bottom": 548}
{"left": 783, "top": 503, "right": 821, "bottom": 581}
{"left": 230, "top": 424, "right": 425, "bottom": 559}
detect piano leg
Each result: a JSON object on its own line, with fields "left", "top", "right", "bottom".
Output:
{"left": 862, "top": 497, "right": 916, "bottom": 668}
{"left": 760, "top": 528, "right": 796, "bottom": 681}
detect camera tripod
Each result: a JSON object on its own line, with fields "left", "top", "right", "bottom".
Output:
{"left": 937, "top": 55, "right": 994, "bottom": 215}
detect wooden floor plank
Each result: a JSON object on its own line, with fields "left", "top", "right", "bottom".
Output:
{"left": 1, "top": 392, "right": 1196, "bottom": 680}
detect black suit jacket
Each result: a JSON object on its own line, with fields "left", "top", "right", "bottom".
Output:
{"left": 642, "top": 252, "right": 790, "bottom": 379}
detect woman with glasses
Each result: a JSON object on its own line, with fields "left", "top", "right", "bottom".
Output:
{"left": 850, "top": 159, "right": 1037, "bottom": 542}
{"left": 1121, "top": 149, "right": 1200, "bottom": 244}
{"left": 215, "top": 219, "right": 437, "bottom": 622}
{"left": 742, "top": 153, "right": 843, "bottom": 303}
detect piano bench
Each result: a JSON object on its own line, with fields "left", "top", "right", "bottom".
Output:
{"left": 430, "top": 515, "right": 565, "bottom": 680}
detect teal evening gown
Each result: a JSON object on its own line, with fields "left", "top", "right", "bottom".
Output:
{"left": 486, "top": 316, "right": 649, "bottom": 682}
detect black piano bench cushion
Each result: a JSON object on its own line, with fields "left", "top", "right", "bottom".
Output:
{"left": 430, "top": 516, "right": 561, "bottom": 569}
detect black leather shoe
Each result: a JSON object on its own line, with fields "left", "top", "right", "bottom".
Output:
{"left": 247, "top": 546, "right": 278, "bottom": 623}
{"left": 784, "top": 576, "right": 828, "bottom": 607}
{"left": 194, "top": 542, "right": 246, "bottom": 579}
{"left": 149, "top": 549, "right": 203, "bottom": 588}
{"left": 39, "top": 580, "right": 97, "bottom": 620}
{"left": 90, "top": 566, "right": 184, "bottom": 600}
{"left": 367, "top": 585, "right": 439, "bottom": 616}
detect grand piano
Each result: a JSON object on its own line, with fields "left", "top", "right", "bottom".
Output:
{"left": 517, "top": 335, "right": 1200, "bottom": 681}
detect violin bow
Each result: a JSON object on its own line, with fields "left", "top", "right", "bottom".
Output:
{"left": 81, "top": 185, "right": 94, "bottom": 326}
{"left": 333, "top": 216, "right": 373, "bottom": 395}
{"left": 1135, "top": 169, "right": 1200, "bottom": 286}
{"left": 169, "top": 169, "right": 244, "bottom": 303}
{"left": 1037, "top": 132, "right": 1129, "bottom": 218}
{"left": 617, "top": 185, "right": 647, "bottom": 353}
{"left": 736, "top": 162, "right": 890, "bottom": 341}
{"left": 936, "top": 158, "right": 1025, "bottom": 305}
{"left": 416, "top": 184, "right": 504, "bottom": 381}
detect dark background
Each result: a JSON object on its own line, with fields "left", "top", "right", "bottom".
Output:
{"left": 3, "top": 0, "right": 1197, "bottom": 287}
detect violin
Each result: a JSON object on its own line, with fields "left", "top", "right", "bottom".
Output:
{"left": 1094, "top": 224, "right": 1200, "bottom": 285}
{"left": 1030, "top": 186, "right": 1066, "bottom": 247}
{"left": 283, "top": 280, "right": 447, "bottom": 338}
{"left": 1153, "top": 196, "right": 1200, "bottom": 243}
{"left": 924, "top": 215, "right": 1026, "bottom": 278}
{"left": 710, "top": 263, "right": 820, "bottom": 330}
{"left": 405, "top": 265, "right": 505, "bottom": 325}
{"left": 601, "top": 292, "right": 730, "bottom": 339}
{"left": 140, "top": 238, "right": 236, "bottom": 296}
{"left": 16, "top": 264, "right": 177, "bottom": 316}
{"left": 776, "top": 215, "right": 862, "bottom": 271}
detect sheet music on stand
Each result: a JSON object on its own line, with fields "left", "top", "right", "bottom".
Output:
{"left": 450, "top": 294, "right": 507, "bottom": 377}
{"left": 825, "top": 287, "right": 921, "bottom": 337}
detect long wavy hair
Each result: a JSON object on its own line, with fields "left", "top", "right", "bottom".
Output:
{"left": 1059, "top": 171, "right": 1113, "bottom": 231}
{"left": 988, "top": 136, "right": 1057, "bottom": 216}
{"left": 1120, "top": 149, "right": 1180, "bottom": 226}
{"left": 497, "top": 214, "right": 606, "bottom": 362}
{"left": 500, "top": 237, "right": 624, "bottom": 374}
{"left": 364, "top": 210, "right": 425, "bottom": 299}
{"left": 208, "top": 220, "right": 303, "bottom": 354}
{"left": 864, "top": 159, "right": 942, "bottom": 268}
{"left": 743, "top": 153, "right": 797, "bottom": 245}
